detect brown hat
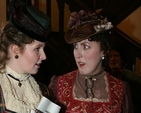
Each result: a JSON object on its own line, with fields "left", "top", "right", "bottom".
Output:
{"left": 65, "top": 10, "right": 113, "bottom": 44}
{"left": 8, "top": 0, "right": 51, "bottom": 42}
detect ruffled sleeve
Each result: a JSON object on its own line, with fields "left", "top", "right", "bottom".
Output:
{"left": 48, "top": 75, "right": 59, "bottom": 102}
{"left": 48, "top": 75, "right": 67, "bottom": 113}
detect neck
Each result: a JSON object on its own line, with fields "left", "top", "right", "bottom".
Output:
{"left": 79, "top": 68, "right": 105, "bottom": 79}
{"left": 110, "top": 66, "right": 121, "bottom": 74}
{"left": 5, "top": 71, "right": 31, "bottom": 87}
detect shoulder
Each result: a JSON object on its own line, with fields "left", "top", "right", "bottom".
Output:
{"left": 122, "top": 68, "right": 134, "bottom": 75}
{"left": 107, "top": 72, "right": 126, "bottom": 89}
{"left": 60, "top": 70, "right": 78, "bottom": 78}
{"left": 108, "top": 72, "right": 132, "bottom": 85}
{"left": 49, "top": 70, "right": 78, "bottom": 85}
{"left": 107, "top": 72, "right": 123, "bottom": 82}
{"left": 38, "top": 82, "right": 49, "bottom": 98}
{"left": 50, "top": 70, "right": 78, "bottom": 82}
{"left": 122, "top": 68, "right": 141, "bottom": 84}
{"left": 0, "top": 85, "right": 6, "bottom": 112}
{"left": 0, "top": 85, "right": 17, "bottom": 113}
{"left": 122, "top": 68, "right": 138, "bottom": 76}
{"left": 48, "top": 70, "right": 77, "bottom": 94}
{"left": 0, "top": 72, "right": 5, "bottom": 84}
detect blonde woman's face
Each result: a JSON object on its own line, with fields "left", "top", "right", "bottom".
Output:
{"left": 15, "top": 40, "right": 46, "bottom": 74}
{"left": 73, "top": 39, "right": 104, "bottom": 76}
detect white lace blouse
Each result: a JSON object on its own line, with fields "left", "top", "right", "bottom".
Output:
{"left": 0, "top": 65, "right": 42, "bottom": 113}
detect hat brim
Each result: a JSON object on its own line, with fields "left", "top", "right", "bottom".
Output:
{"left": 65, "top": 22, "right": 110, "bottom": 44}
{"left": 65, "top": 29, "right": 96, "bottom": 44}
{"left": 10, "top": 15, "right": 50, "bottom": 42}
{"left": 9, "top": 1, "right": 51, "bottom": 42}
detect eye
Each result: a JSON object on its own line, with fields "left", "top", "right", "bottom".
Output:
{"left": 35, "top": 47, "right": 40, "bottom": 51}
{"left": 108, "top": 55, "right": 112, "bottom": 58}
{"left": 73, "top": 43, "right": 78, "bottom": 49}
{"left": 84, "top": 45, "right": 89, "bottom": 49}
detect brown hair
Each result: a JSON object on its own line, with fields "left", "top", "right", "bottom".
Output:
{"left": 0, "top": 21, "right": 34, "bottom": 73}
{"left": 88, "top": 31, "right": 112, "bottom": 67}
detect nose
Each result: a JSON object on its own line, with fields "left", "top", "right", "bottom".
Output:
{"left": 40, "top": 51, "right": 47, "bottom": 60}
{"left": 110, "top": 55, "right": 115, "bottom": 60}
{"left": 108, "top": 55, "right": 115, "bottom": 60}
{"left": 74, "top": 49, "right": 82, "bottom": 58}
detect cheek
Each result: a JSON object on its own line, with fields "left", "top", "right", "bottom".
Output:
{"left": 73, "top": 51, "right": 77, "bottom": 59}
{"left": 22, "top": 51, "right": 38, "bottom": 63}
{"left": 84, "top": 50, "right": 101, "bottom": 61}
{"left": 84, "top": 51, "right": 102, "bottom": 70}
{"left": 26, "top": 52, "right": 35, "bottom": 59}
{"left": 116, "top": 58, "right": 122, "bottom": 65}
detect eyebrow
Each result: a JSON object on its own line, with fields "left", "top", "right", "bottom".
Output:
{"left": 36, "top": 43, "right": 46, "bottom": 47}
{"left": 80, "top": 42, "right": 89, "bottom": 45}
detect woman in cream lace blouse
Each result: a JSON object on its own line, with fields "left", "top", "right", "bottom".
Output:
{"left": 0, "top": 0, "right": 51, "bottom": 112}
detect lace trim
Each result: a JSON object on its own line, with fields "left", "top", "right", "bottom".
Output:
{"left": 73, "top": 74, "right": 110, "bottom": 102}
{"left": 0, "top": 72, "right": 42, "bottom": 112}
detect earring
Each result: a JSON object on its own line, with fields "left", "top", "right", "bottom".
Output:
{"left": 102, "top": 56, "right": 104, "bottom": 60}
{"left": 15, "top": 55, "right": 19, "bottom": 59}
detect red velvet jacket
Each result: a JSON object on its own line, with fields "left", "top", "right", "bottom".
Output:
{"left": 49, "top": 70, "right": 134, "bottom": 113}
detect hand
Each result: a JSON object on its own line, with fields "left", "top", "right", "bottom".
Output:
{"left": 35, "top": 109, "right": 43, "bottom": 113}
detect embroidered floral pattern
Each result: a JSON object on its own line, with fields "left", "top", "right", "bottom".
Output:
{"left": 57, "top": 70, "right": 124, "bottom": 113}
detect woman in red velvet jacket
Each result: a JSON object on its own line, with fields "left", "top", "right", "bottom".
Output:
{"left": 49, "top": 10, "right": 134, "bottom": 113}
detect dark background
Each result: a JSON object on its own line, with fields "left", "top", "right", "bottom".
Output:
{"left": 31, "top": 0, "right": 141, "bottom": 86}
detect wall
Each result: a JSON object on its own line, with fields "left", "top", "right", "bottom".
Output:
{"left": 37, "top": 0, "right": 71, "bottom": 32}
{"left": 50, "top": 0, "right": 71, "bottom": 32}
{"left": 117, "top": 6, "right": 141, "bottom": 75}
{"left": 0, "top": 0, "right": 70, "bottom": 32}
{"left": 0, "top": 1, "right": 6, "bottom": 25}
{"left": 1, "top": 1, "right": 141, "bottom": 36}
{"left": 1, "top": 1, "right": 141, "bottom": 75}
{"left": 117, "top": 6, "right": 141, "bottom": 45}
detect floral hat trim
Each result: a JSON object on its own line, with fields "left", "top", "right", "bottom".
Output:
{"left": 67, "top": 10, "right": 113, "bottom": 32}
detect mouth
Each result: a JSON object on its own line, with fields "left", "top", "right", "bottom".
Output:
{"left": 78, "top": 62, "right": 85, "bottom": 67}
{"left": 110, "top": 62, "right": 116, "bottom": 65}
{"left": 35, "top": 63, "right": 41, "bottom": 68}
{"left": 109, "top": 62, "right": 117, "bottom": 67}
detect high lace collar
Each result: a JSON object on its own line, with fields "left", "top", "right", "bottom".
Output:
{"left": 5, "top": 65, "right": 30, "bottom": 80}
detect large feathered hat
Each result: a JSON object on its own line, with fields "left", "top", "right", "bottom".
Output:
{"left": 65, "top": 10, "right": 113, "bottom": 44}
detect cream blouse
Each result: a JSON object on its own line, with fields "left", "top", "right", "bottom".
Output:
{"left": 0, "top": 65, "right": 42, "bottom": 113}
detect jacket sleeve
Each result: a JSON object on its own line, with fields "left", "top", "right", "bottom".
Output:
{"left": 122, "top": 82, "right": 134, "bottom": 113}
{"left": 48, "top": 75, "right": 58, "bottom": 102}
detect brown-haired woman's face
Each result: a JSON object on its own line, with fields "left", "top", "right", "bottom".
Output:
{"left": 73, "top": 39, "right": 104, "bottom": 76}
{"left": 108, "top": 50, "right": 122, "bottom": 70}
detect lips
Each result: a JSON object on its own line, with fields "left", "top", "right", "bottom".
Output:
{"left": 109, "top": 62, "right": 117, "bottom": 68}
{"left": 110, "top": 62, "right": 116, "bottom": 65}
{"left": 35, "top": 63, "right": 41, "bottom": 68}
{"left": 78, "top": 61, "right": 85, "bottom": 67}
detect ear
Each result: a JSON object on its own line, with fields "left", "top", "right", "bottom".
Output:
{"left": 9, "top": 44, "right": 20, "bottom": 56}
{"left": 101, "top": 51, "right": 105, "bottom": 57}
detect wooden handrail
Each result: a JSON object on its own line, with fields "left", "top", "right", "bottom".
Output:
{"left": 73, "top": 0, "right": 95, "bottom": 12}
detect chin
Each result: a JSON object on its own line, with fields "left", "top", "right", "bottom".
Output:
{"left": 30, "top": 70, "right": 38, "bottom": 75}
{"left": 78, "top": 69, "right": 89, "bottom": 75}
{"left": 109, "top": 65, "right": 116, "bottom": 69}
